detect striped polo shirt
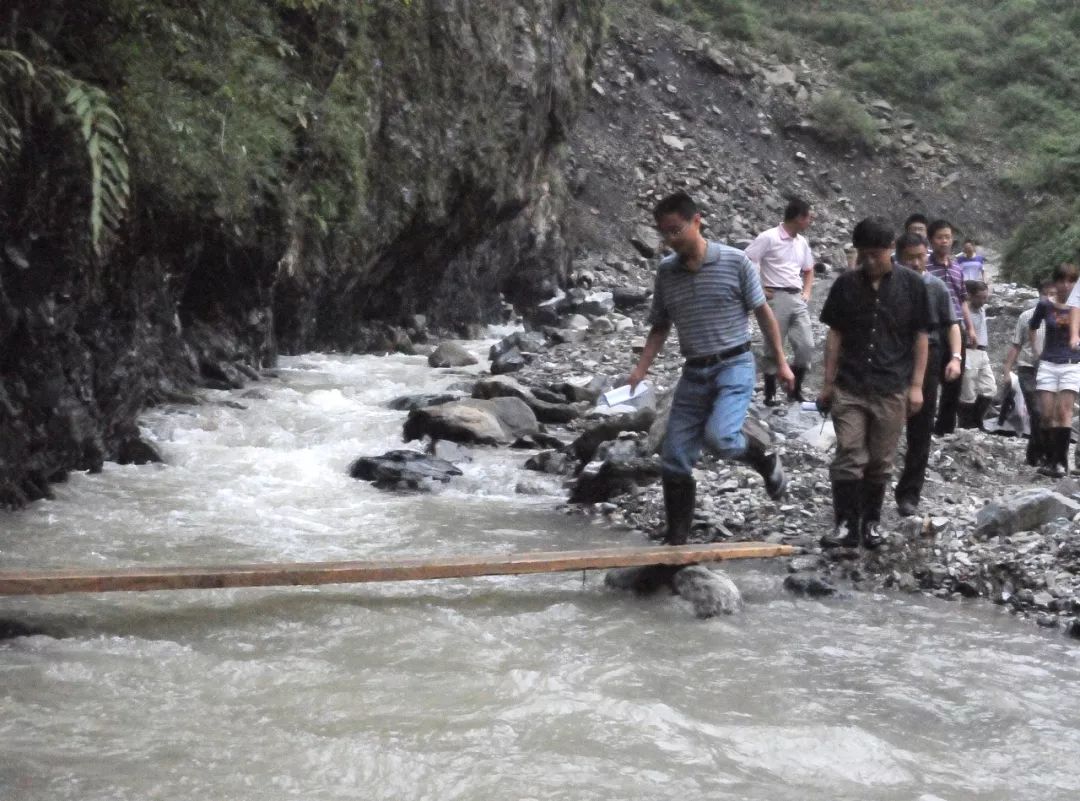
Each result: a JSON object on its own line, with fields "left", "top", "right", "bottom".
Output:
{"left": 647, "top": 242, "right": 766, "bottom": 358}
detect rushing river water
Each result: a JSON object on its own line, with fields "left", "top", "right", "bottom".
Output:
{"left": 2, "top": 343, "right": 1079, "bottom": 801}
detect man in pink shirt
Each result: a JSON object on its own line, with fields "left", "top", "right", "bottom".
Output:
{"left": 744, "top": 198, "right": 815, "bottom": 404}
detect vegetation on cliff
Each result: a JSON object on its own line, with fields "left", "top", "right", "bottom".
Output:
{"left": 653, "top": 0, "right": 1080, "bottom": 283}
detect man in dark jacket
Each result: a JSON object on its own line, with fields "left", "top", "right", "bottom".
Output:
{"left": 818, "top": 218, "right": 931, "bottom": 548}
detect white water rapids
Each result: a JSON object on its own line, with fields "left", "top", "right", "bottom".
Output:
{"left": 2, "top": 341, "right": 1079, "bottom": 801}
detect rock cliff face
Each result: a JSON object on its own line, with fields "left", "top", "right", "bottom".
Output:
{"left": 0, "top": 0, "right": 604, "bottom": 506}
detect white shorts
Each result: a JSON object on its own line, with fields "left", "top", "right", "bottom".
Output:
{"left": 1035, "top": 361, "right": 1080, "bottom": 393}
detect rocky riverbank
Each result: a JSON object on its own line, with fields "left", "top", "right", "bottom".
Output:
{"left": 383, "top": 268, "right": 1080, "bottom": 638}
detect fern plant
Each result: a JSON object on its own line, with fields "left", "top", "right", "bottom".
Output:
{"left": 1, "top": 48, "right": 130, "bottom": 257}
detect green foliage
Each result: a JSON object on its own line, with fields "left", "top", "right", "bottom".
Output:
{"left": 808, "top": 90, "right": 878, "bottom": 151}
{"left": 651, "top": 0, "right": 757, "bottom": 41}
{"left": 1002, "top": 201, "right": 1080, "bottom": 286}
{"left": 1, "top": 48, "right": 130, "bottom": 256}
{"left": 653, "top": 0, "right": 1080, "bottom": 284}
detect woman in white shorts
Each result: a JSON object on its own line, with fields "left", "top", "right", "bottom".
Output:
{"left": 1030, "top": 262, "right": 1080, "bottom": 477}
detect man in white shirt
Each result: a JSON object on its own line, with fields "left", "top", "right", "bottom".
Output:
{"left": 744, "top": 198, "right": 815, "bottom": 405}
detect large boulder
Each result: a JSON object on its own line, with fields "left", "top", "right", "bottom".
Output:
{"left": 473, "top": 375, "right": 581, "bottom": 424}
{"left": 403, "top": 401, "right": 510, "bottom": 445}
{"left": 975, "top": 489, "right": 1080, "bottom": 538}
{"left": 462, "top": 397, "right": 539, "bottom": 440}
{"left": 427, "top": 342, "right": 478, "bottom": 368}
{"left": 349, "top": 450, "right": 463, "bottom": 489}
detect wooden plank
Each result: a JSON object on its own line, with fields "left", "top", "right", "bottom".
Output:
{"left": 0, "top": 542, "right": 793, "bottom": 596}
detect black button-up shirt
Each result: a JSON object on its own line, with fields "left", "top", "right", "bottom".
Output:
{"left": 820, "top": 265, "right": 931, "bottom": 395}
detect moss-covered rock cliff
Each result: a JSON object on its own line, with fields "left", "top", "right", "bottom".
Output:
{"left": 0, "top": 0, "right": 604, "bottom": 505}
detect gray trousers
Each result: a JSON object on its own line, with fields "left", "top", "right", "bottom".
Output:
{"left": 761, "top": 290, "right": 814, "bottom": 374}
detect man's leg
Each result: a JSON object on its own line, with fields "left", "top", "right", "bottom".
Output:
{"left": 957, "top": 349, "right": 979, "bottom": 428}
{"left": 788, "top": 295, "right": 815, "bottom": 403}
{"left": 895, "top": 344, "right": 941, "bottom": 514}
{"left": 701, "top": 352, "right": 786, "bottom": 499}
{"left": 862, "top": 391, "right": 909, "bottom": 548}
{"left": 822, "top": 387, "right": 870, "bottom": 548}
{"left": 760, "top": 295, "right": 785, "bottom": 405}
{"left": 660, "top": 369, "right": 712, "bottom": 544}
{"left": 935, "top": 342, "right": 965, "bottom": 435}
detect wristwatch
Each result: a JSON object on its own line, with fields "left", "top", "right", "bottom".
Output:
{"left": 951, "top": 353, "right": 962, "bottom": 361}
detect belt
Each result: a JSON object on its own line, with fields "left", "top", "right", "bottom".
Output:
{"left": 685, "top": 342, "right": 751, "bottom": 367}
{"left": 975, "top": 345, "right": 988, "bottom": 351}
{"left": 765, "top": 286, "right": 800, "bottom": 294}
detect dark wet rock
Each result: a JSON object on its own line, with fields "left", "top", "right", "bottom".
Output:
{"left": 569, "top": 457, "right": 661, "bottom": 502}
{"left": 568, "top": 408, "right": 656, "bottom": 463}
{"left": 473, "top": 375, "right": 533, "bottom": 403}
{"left": 489, "top": 331, "right": 547, "bottom": 362}
{"left": 553, "top": 377, "right": 606, "bottom": 404}
{"left": 783, "top": 574, "right": 838, "bottom": 597}
{"left": 512, "top": 432, "right": 570, "bottom": 450}
{"left": 674, "top": 566, "right": 743, "bottom": 617}
{"left": 524, "top": 449, "right": 575, "bottom": 475}
{"left": 427, "top": 342, "right": 478, "bottom": 368}
{"left": 387, "top": 393, "right": 463, "bottom": 412}
{"left": 612, "top": 287, "right": 651, "bottom": 311}
{"left": 349, "top": 450, "right": 463, "bottom": 488}
{"left": 0, "top": 619, "right": 46, "bottom": 640}
{"left": 975, "top": 489, "right": 1080, "bottom": 539}
{"left": 605, "top": 564, "right": 676, "bottom": 595}
{"left": 115, "top": 436, "right": 163, "bottom": 466}
{"left": 491, "top": 347, "right": 527, "bottom": 375}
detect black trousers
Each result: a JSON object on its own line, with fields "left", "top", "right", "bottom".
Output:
{"left": 934, "top": 340, "right": 965, "bottom": 436}
{"left": 895, "top": 343, "right": 942, "bottom": 504}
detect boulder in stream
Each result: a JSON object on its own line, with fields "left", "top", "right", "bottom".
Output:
{"left": 427, "top": 342, "right": 478, "bottom": 368}
{"left": 349, "top": 450, "right": 463, "bottom": 489}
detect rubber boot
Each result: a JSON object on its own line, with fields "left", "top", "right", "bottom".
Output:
{"left": 1036, "top": 429, "right": 1062, "bottom": 479}
{"left": 662, "top": 474, "right": 696, "bottom": 546}
{"left": 860, "top": 481, "right": 888, "bottom": 550}
{"left": 957, "top": 402, "right": 976, "bottom": 429}
{"left": 821, "top": 479, "right": 861, "bottom": 548}
{"left": 742, "top": 417, "right": 787, "bottom": 500}
{"left": 763, "top": 374, "right": 778, "bottom": 407}
{"left": 789, "top": 366, "right": 807, "bottom": 403}
{"left": 972, "top": 395, "right": 993, "bottom": 431}
{"left": 1057, "top": 428, "right": 1072, "bottom": 477}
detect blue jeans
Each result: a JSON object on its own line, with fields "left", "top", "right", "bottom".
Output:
{"left": 661, "top": 351, "right": 755, "bottom": 478}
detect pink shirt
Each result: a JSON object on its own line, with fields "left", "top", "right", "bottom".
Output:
{"left": 743, "top": 223, "right": 814, "bottom": 290}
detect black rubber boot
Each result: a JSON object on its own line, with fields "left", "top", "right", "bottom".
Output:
{"left": 763, "top": 374, "right": 778, "bottom": 407}
{"left": 821, "top": 479, "right": 861, "bottom": 548}
{"left": 742, "top": 418, "right": 787, "bottom": 500}
{"left": 1057, "top": 428, "right": 1072, "bottom": 477}
{"left": 1039, "top": 429, "right": 1069, "bottom": 478}
{"left": 662, "top": 473, "right": 696, "bottom": 546}
{"left": 972, "top": 395, "right": 993, "bottom": 431}
{"left": 789, "top": 366, "right": 807, "bottom": 403}
{"left": 957, "top": 402, "right": 976, "bottom": 429}
{"left": 860, "top": 481, "right": 888, "bottom": 550}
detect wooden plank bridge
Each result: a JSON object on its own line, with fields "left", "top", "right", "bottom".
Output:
{"left": 0, "top": 542, "right": 793, "bottom": 596}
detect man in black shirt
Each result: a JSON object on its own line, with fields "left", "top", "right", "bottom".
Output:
{"left": 818, "top": 218, "right": 930, "bottom": 549}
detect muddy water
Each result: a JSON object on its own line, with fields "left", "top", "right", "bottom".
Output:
{"left": 2, "top": 347, "right": 1078, "bottom": 801}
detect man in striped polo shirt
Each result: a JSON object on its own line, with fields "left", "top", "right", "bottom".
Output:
{"left": 628, "top": 191, "right": 794, "bottom": 548}
{"left": 744, "top": 197, "right": 815, "bottom": 405}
